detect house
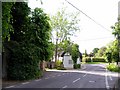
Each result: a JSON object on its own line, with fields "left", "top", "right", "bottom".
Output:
{"left": 61, "top": 52, "right": 82, "bottom": 69}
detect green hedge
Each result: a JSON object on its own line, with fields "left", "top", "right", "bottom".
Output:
{"left": 56, "top": 67, "right": 66, "bottom": 70}
{"left": 84, "top": 57, "right": 91, "bottom": 62}
{"left": 92, "top": 57, "right": 106, "bottom": 62}
{"left": 74, "top": 64, "right": 81, "bottom": 69}
{"left": 84, "top": 57, "right": 106, "bottom": 62}
{"left": 6, "top": 41, "right": 42, "bottom": 80}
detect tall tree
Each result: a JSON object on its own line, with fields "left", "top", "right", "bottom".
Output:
{"left": 10, "top": 2, "right": 30, "bottom": 42}
{"left": 96, "top": 46, "right": 107, "bottom": 57}
{"left": 105, "top": 40, "right": 119, "bottom": 64}
{"left": 92, "top": 48, "right": 99, "bottom": 56}
{"left": 71, "top": 44, "right": 80, "bottom": 64}
{"left": 2, "top": 2, "right": 13, "bottom": 42}
{"left": 31, "top": 8, "right": 52, "bottom": 61}
{"left": 50, "top": 7, "right": 80, "bottom": 62}
{"left": 111, "top": 20, "right": 120, "bottom": 63}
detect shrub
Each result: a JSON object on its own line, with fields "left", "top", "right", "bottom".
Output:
{"left": 84, "top": 57, "right": 106, "bottom": 62}
{"left": 6, "top": 41, "right": 42, "bottom": 80}
{"left": 56, "top": 67, "right": 66, "bottom": 70}
{"left": 56, "top": 60, "right": 62, "bottom": 67}
{"left": 107, "top": 64, "right": 120, "bottom": 72}
{"left": 84, "top": 57, "right": 91, "bottom": 62}
{"left": 92, "top": 57, "right": 106, "bottom": 62}
{"left": 74, "top": 64, "right": 81, "bottom": 69}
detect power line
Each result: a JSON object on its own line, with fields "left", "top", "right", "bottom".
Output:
{"left": 65, "top": 0, "right": 112, "bottom": 32}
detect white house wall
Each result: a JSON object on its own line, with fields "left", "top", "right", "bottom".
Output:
{"left": 77, "top": 58, "right": 81, "bottom": 64}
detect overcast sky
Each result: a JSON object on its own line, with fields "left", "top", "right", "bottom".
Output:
{"left": 28, "top": 0, "right": 119, "bottom": 53}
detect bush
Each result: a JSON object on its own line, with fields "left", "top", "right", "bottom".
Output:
{"left": 56, "top": 60, "right": 62, "bottom": 67}
{"left": 84, "top": 57, "right": 106, "bottom": 62}
{"left": 92, "top": 57, "right": 106, "bottom": 62}
{"left": 107, "top": 64, "right": 120, "bottom": 72}
{"left": 74, "top": 64, "right": 81, "bottom": 69}
{"left": 56, "top": 67, "right": 66, "bottom": 70}
{"left": 6, "top": 41, "right": 42, "bottom": 80}
{"left": 84, "top": 57, "right": 91, "bottom": 62}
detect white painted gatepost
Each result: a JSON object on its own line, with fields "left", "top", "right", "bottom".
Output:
{"left": 63, "top": 52, "right": 73, "bottom": 69}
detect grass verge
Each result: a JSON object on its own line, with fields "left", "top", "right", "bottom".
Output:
{"left": 107, "top": 63, "right": 120, "bottom": 72}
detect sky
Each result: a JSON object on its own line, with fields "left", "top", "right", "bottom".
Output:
{"left": 28, "top": 0, "right": 119, "bottom": 53}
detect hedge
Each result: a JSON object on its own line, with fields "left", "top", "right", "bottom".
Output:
{"left": 74, "top": 64, "right": 81, "bottom": 69}
{"left": 6, "top": 41, "right": 42, "bottom": 80}
{"left": 92, "top": 57, "right": 106, "bottom": 62}
{"left": 84, "top": 57, "right": 91, "bottom": 62}
{"left": 84, "top": 57, "right": 106, "bottom": 62}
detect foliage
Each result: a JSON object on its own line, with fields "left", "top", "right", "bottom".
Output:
{"left": 71, "top": 44, "right": 80, "bottom": 64}
{"left": 6, "top": 41, "right": 42, "bottom": 80}
{"left": 105, "top": 51, "right": 112, "bottom": 64}
{"left": 105, "top": 40, "right": 119, "bottom": 64}
{"left": 111, "top": 21, "right": 120, "bottom": 38}
{"left": 107, "top": 63, "right": 120, "bottom": 72}
{"left": 2, "top": 2, "right": 14, "bottom": 41}
{"left": 58, "top": 40, "right": 72, "bottom": 53}
{"left": 84, "top": 57, "right": 106, "bottom": 62}
{"left": 110, "top": 20, "right": 120, "bottom": 63}
{"left": 83, "top": 57, "right": 91, "bottom": 62}
{"left": 2, "top": 2, "right": 53, "bottom": 80}
{"left": 92, "top": 48, "right": 99, "bottom": 56}
{"left": 95, "top": 46, "right": 107, "bottom": 57}
{"left": 56, "top": 67, "right": 66, "bottom": 70}
{"left": 10, "top": 2, "right": 30, "bottom": 42}
{"left": 73, "top": 64, "right": 81, "bottom": 69}
{"left": 92, "top": 57, "right": 106, "bottom": 62}
{"left": 51, "top": 8, "right": 80, "bottom": 42}
{"left": 50, "top": 7, "right": 80, "bottom": 62}
{"left": 56, "top": 60, "right": 62, "bottom": 67}
{"left": 30, "top": 8, "right": 53, "bottom": 61}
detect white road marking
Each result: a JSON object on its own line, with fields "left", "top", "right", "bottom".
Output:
{"left": 108, "top": 72, "right": 113, "bottom": 81}
{"left": 83, "top": 73, "right": 87, "bottom": 77}
{"left": 6, "top": 85, "right": 15, "bottom": 88}
{"left": 22, "top": 82, "right": 29, "bottom": 85}
{"left": 73, "top": 78, "right": 81, "bottom": 83}
{"left": 109, "top": 75, "right": 113, "bottom": 81}
{"left": 35, "top": 79, "right": 41, "bottom": 81}
{"left": 105, "top": 69, "right": 110, "bottom": 89}
{"left": 89, "top": 81, "right": 95, "bottom": 83}
{"left": 62, "top": 85, "right": 67, "bottom": 88}
{"left": 62, "top": 73, "right": 65, "bottom": 75}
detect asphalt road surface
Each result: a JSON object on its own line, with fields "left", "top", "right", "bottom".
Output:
{"left": 3, "top": 64, "right": 119, "bottom": 90}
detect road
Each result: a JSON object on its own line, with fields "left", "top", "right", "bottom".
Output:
{"left": 3, "top": 64, "right": 119, "bottom": 90}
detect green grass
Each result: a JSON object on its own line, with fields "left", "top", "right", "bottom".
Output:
{"left": 107, "top": 63, "right": 120, "bottom": 72}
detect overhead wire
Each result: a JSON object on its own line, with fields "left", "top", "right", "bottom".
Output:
{"left": 65, "top": 0, "right": 112, "bottom": 32}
